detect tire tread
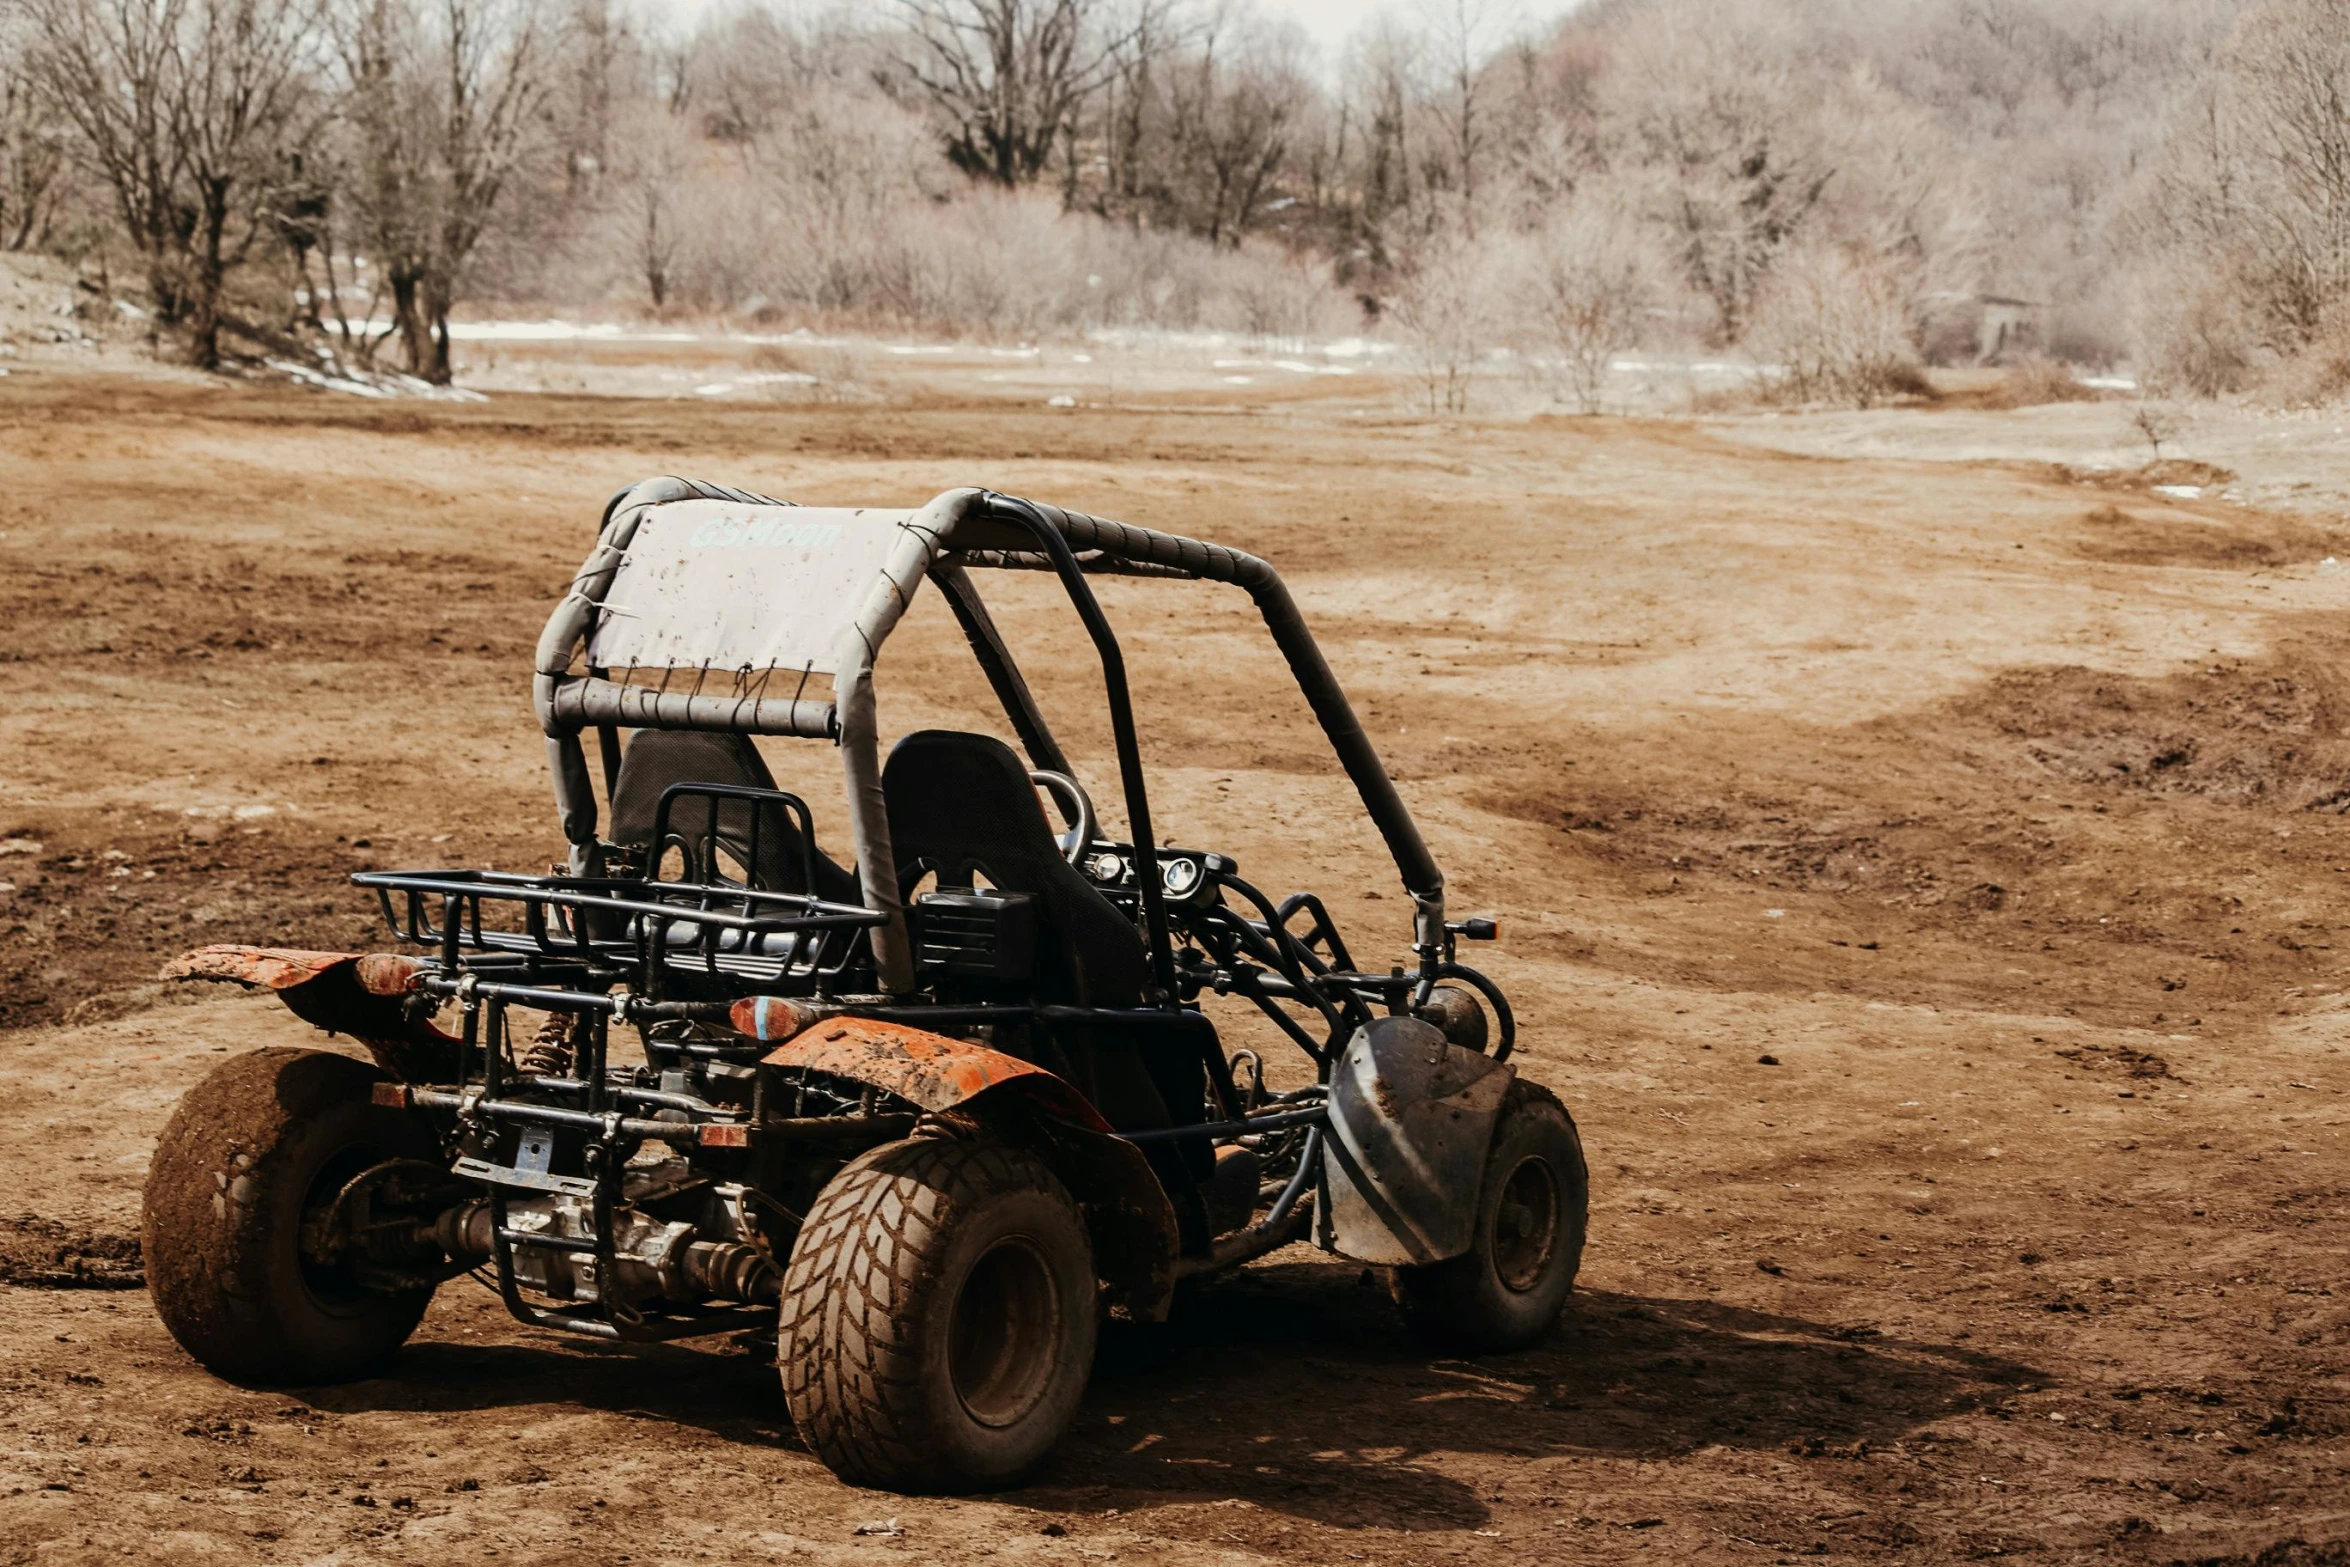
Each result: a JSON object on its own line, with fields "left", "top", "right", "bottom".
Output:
{"left": 779, "top": 1134, "right": 1084, "bottom": 1489}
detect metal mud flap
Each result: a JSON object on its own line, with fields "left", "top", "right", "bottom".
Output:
{"left": 1319, "top": 1016, "right": 1514, "bottom": 1266}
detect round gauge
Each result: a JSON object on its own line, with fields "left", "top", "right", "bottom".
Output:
{"left": 1161, "top": 856, "right": 1201, "bottom": 896}
{"left": 1086, "top": 851, "right": 1126, "bottom": 883}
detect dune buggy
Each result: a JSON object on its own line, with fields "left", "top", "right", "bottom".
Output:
{"left": 149, "top": 479, "right": 1589, "bottom": 1491}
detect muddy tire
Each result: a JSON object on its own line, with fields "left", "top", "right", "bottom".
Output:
{"left": 143, "top": 1047, "right": 441, "bottom": 1384}
{"left": 1390, "top": 1080, "right": 1588, "bottom": 1353}
{"left": 778, "top": 1134, "right": 1096, "bottom": 1492}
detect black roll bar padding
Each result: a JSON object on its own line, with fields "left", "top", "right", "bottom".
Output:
{"left": 979, "top": 493, "right": 1180, "bottom": 1001}
{"left": 977, "top": 502, "right": 1445, "bottom": 915}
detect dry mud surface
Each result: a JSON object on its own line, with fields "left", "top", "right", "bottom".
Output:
{"left": 1, "top": 367, "right": 2347, "bottom": 1565}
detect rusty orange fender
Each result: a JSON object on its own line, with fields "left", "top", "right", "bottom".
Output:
{"left": 754, "top": 1015, "right": 1112, "bottom": 1130}
{"left": 164, "top": 945, "right": 460, "bottom": 1083}
{"left": 758, "top": 1014, "right": 1181, "bottom": 1321}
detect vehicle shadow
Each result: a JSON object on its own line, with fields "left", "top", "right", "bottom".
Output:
{"left": 307, "top": 1325, "right": 802, "bottom": 1449}
{"left": 306, "top": 1263, "right": 2038, "bottom": 1535}
{"left": 1024, "top": 1260, "right": 2042, "bottom": 1532}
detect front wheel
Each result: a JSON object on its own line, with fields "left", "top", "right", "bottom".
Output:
{"left": 779, "top": 1133, "right": 1096, "bottom": 1492}
{"left": 1390, "top": 1079, "right": 1588, "bottom": 1352}
{"left": 142, "top": 1047, "right": 442, "bottom": 1383}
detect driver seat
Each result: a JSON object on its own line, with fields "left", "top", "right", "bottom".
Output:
{"left": 881, "top": 730, "right": 1148, "bottom": 1007}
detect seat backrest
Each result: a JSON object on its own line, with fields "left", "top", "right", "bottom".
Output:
{"left": 608, "top": 730, "right": 859, "bottom": 904}
{"left": 882, "top": 730, "right": 1149, "bottom": 1005}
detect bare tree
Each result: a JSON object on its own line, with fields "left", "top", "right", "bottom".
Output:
{"left": 895, "top": 0, "right": 1122, "bottom": 188}
{"left": 1090, "top": 0, "right": 1179, "bottom": 219}
{"left": 1602, "top": 0, "right": 1827, "bottom": 344}
{"left": 0, "top": 100, "right": 65, "bottom": 254}
{"left": 21, "top": 0, "right": 322, "bottom": 368}
{"left": 0, "top": 16, "right": 72, "bottom": 250}
{"left": 1161, "top": 6, "right": 1305, "bottom": 246}
{"left": 1343, "top": 19, "right": 1421, "bottom": 264}
{"left": 335, "top": 0, "right": 544, "bottom": 383}
{"left": 617, "top": 100, "right": 689, "bottom": 310}
{"left": 1517, "top": 194, "right": 1652, "bottom": 413}
{"left": 1418, "top": 0, "right": 1510, "bottom": 227}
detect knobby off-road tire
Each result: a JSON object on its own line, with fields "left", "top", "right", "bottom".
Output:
{"left": 143, "top": 1047, "right": 441, "bottom": 1384}
{"left": 778, "top": 1134, "right": 1097, "bottom": 1492}
{"left": 1391, "top": 1079, "right": 1589, "bottom": 1353}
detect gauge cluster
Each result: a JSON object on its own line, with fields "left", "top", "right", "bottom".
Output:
{"left": 1079, "top": 842, "right": 1234, "bottom": 913}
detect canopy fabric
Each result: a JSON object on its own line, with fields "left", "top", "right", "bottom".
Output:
{"left": 584, "top": 501, "right": 914, "bottom": 676}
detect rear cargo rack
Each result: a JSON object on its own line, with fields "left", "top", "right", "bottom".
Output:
{"left": 356, "top": 782, "right": 884, "bottom": 992}
{"left": 354, "top": 868, "right": 883, "bottom": 989}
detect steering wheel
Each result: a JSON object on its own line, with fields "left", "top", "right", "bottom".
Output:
{"left": 1029, "top": 770, "right": 1096, "bottom": 867}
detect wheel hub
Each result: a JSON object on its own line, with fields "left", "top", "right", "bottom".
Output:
{"left": 1490, "top": 1156, "right": 1560, "bottom": 1293}
{"left": 948, "top": 1236, "right": 1061, "bottom": 1429}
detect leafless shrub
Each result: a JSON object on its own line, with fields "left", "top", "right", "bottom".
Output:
{"left": 1218, "top": 241, "right": 1349, "bottom": 346}
{"left": 1388, "top": 215, "right": 1498, "bottom": 413}
{"left": 1509, "top": 193, "right": 1655, "bottom": 413}
{"left": 745, "top": 341, "right": 873, "bottom": 404}
{"left": 1995, "top": 355, "right": 2098, "bottom": 409}
{"left": 2128, "top": 400, "right": 2184, "bottom": 462}
{"left": 1748, "top": 242, "right": 1928, "bottom": 409}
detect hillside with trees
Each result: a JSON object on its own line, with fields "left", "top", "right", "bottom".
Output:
{"left": 4, "top": 0, "right": 2347, "bottom": 407}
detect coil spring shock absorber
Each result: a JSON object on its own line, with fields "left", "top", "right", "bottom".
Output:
{"left": 520, "top": 1010, "right": 585, "bottom": 1078}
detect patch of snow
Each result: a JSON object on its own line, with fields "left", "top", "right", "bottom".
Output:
{"left": 268, "top": 357, "right": 488, "bottom": 402}
{"left": 694, "top": 371, "right": 819, "bottom": 396}
{"left": 2153, "top": 484, "right": 2202, "bottom": 499}
{"left": 2080, "top": 374, "right": 2138, "bottom": 391}
{"left": 351, "top": 318, "right": 702, "bottom": 345}
{"left": 1046, "top": 394, "right": 1076, "bottom": 407}
{"left": 267, "top": 358, "right": 390, "bottom": 398}
{"left": 1211, "top": 358, "right": 1354, "bottom": 377}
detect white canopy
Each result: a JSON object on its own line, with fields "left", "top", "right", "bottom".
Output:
{"left": 584, "top": 502, "right": 914, "bottom": 675}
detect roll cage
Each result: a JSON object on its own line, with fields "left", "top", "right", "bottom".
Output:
{"left": 519, "top": 479, "right": 1464, "bottom": 1020}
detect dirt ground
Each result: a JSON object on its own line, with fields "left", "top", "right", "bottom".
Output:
{"left": 2, "top": 353, "right": 2347, "bottom": 1567}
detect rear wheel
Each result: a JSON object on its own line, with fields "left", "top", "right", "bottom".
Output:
{"left": 142, "top": 1047, "right": 442, "bottom": 1384}
{"left": 779, "top": 1133, "right": 1096, "bottom": 1492}
{"left": 1390, "top": 1080, "right": 1588, "bottom": 1352}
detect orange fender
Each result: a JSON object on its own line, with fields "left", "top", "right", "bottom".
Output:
{"left": 756, "top": 1016, "right": 1112, "bottom": 1130}
{"left": 164, "top": 945, "right": 460, "bottom": 1083}
{"left": 758, "top": 1014, "right": 1180, "bottom": 1321}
